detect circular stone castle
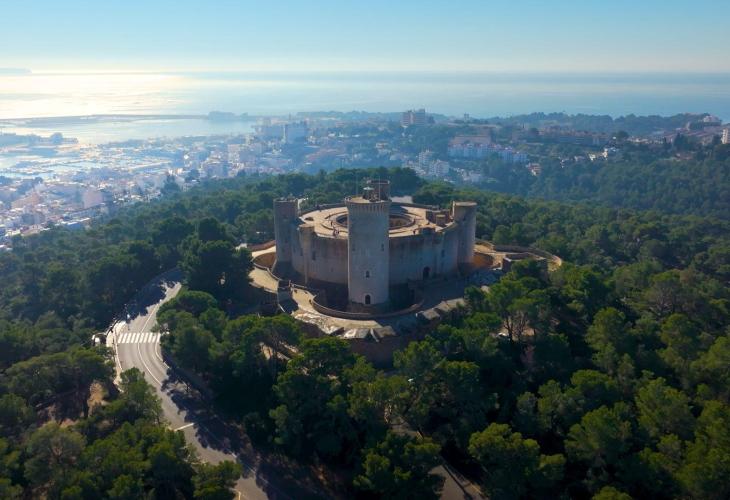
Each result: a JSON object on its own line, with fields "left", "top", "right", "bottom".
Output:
{"left": 272, "top": 180, "right": 477, "bottom": 313}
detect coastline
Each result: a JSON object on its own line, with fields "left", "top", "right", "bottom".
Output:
{"left": 0, "top": 113, "right": 256, "bottom": 126}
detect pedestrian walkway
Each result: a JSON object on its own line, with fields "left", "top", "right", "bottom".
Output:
{"left": 116, "top": 332, "right": 161, "bottom": 344}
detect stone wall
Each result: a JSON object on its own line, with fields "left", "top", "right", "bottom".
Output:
{"left": 310, "top": 288, "right": 424, "bottom": 320}
{"left": 389, "top": 227, "right": 459, "bottom": 283}
{"left": 290, "top": 229, "right": 349, "bottom": 285}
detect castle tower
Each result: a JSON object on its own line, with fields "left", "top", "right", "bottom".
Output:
{"left": 273, "top": 198, "right": 297, "bottom": 272}
{"left": 366, "top": 178, "right": 391, "bottom": 200}
{"left": 346, "top": 185, "right": 391, "bottom": 308}
{"left": 453, "top": 201, "right": 477, "bottom": 265}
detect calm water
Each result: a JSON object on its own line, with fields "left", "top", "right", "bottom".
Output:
{"left": 1, "top": 71, "right": 729, "bottom": 126}
{"left": 0, "top": 118, "right": 255, "bottom": 145}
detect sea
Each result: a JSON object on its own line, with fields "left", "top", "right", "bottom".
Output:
{"left": 3, "top": 71, "right": 730, "bottom": 120}
{"left": 1, "top": 70, "right": 729, "bottom": 146}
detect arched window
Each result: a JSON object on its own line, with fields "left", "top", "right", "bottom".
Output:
{"left": 365, "top": 270, "right": 370, "bottom": 278}
{"left": 364, "top": 294, "right": 371, "bottom": 305}
{"left": 381, "top": 243, "right": 385, "bottom": 251}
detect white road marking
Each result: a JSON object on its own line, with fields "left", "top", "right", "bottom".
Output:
{"left": 175, "top": 422, "right": 195, "bottom": 431}
{"left": 114, "top": 329, "right": 124, "bottom": 372}
{"left": 119, "top": 331, "right": 163, "bottom": 344}
{"left": 137, "top": 340, "right": 162, "bottom": 385}
{"left": 154, "top": 336, "right": 166, "bottom": 363}
{"left": 141, "top": 298, "right": 163, "bottom": 332}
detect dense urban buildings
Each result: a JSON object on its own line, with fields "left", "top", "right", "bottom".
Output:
{"left": 2, "top": 110, "right": 727, "bottom": 252}
{"left": 401, "top": 108, "right": 427, "bottom": 126}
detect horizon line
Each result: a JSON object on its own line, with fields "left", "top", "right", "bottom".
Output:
{"left": 4, "top": 68, "right": 730, "bottom": 77}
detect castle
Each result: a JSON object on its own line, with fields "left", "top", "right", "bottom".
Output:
{"left": 273, "top": 180, "right": 476, "bottom": 311}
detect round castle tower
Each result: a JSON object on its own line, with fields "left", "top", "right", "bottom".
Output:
{"left": 346, "top": 183, "right": 391, "bottom": 308}
{"left": 273, "top": 198, "right": 297, "bottom": 273}
{"left": 452, "top": 201, "right": 477, "bottom": 265}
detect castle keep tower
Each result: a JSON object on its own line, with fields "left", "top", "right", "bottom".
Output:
{"left": 453, "top": 201, "right": 477, "bottom": 265}
{"left": 346, "top": 183, "right": 391, "bottom": 308}
{"left": 273, "top": 198, "right": 297, "bottom": 273}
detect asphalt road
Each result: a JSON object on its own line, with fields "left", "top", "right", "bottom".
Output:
{"left": 110, "top": 269, "right": 484, "bottom": 500}
{"left": 110, "top": 271, "right": 286, "bottom": 500}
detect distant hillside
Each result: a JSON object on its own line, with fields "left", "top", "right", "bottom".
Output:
{"left": 486, "top": 112, "right": 709, "bottom": 136}
{"left": 528, "top": 158, "right": 730, "bottom": 219}
{"left": 294, "top": 110, "right": 449, "bottom": 122}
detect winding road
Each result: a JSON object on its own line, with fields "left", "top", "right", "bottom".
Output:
{"left": 108, "top": 271, "right": 287, "bottom": 500}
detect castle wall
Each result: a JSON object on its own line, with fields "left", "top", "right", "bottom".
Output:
{"left": 388, "top": 227, "right": 459, "bottom": 283}
{"left": 289, "top": 229, "right": 461, "bottom": 287}
{"left": 290, "top": 229, "right": 348, "bottom": 285}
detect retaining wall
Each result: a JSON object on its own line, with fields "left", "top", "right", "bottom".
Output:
{"left": 247, "top": 240, "right": 276, "bottom": 253}
{"left": 478, "top": 240, "right": 563, "bottom": 268}
{"left": 310, "top": 289, "right": 424, "bottom": 320}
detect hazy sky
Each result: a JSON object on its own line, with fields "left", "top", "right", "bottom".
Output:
{"left": 2, "top": 0, "right": 729, "bottom": 73}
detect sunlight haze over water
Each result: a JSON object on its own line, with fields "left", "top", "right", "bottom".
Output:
{"left": 2, "top": 71, "right": 730, "bottom": 122}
